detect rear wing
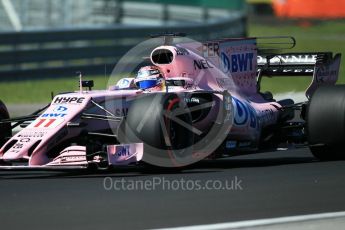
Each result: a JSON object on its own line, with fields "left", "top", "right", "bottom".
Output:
{"left": 180, "top": 35, "right": 341, "bottom": 98}
{"left": 257, "top": 52, "right": 342, "bottom": 98}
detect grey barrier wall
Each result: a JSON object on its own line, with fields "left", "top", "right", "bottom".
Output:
{"left": 0, "top": 4, "right": 246, "bottom": 81}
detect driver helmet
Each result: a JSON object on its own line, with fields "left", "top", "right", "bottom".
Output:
{"left": 135, "top": 66, "right": 165, "bottom": 91}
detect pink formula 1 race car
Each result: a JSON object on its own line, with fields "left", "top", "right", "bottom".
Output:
{"left": 0, "top": 34, "right": 343, "bottom": 170}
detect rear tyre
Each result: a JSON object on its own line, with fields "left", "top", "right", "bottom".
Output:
{"left": 0, "top": 100, "right": 11, "bottom": 146}
{"left": 307, "top": 85, "right": 345, "bottom": 160}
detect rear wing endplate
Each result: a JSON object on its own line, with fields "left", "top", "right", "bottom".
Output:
{"left": 257, "top": 52, "right": 341, "bottom": 98}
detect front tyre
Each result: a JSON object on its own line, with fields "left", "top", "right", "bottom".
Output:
{"left": 119, "top": 93, "right": 194, "bottom": 167}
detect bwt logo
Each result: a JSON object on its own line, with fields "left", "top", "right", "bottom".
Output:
{"left": 221, "top": 52, "right": 254, "bottom": 73}
{"left": 53, "top": 106, "right": 68, "bottom": 112}
{"left": 232, "top": 97, "right": 257, "bottom": 129}
{"left": 41, "top": 113, "right": 67, "bottom": 118}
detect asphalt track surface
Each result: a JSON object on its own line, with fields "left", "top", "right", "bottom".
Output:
{"left": 1, "top": 147, "right": 345, "bottom": 230}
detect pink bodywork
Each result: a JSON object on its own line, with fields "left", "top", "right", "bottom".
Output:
{"left": 0, "top": 38, "right": 291, "bottom": 168}
{"left": 152, "top": 39, "right": 281, "bottom": 141}
{"left": 0, "top": 90, "right": 143, "bottom": 167}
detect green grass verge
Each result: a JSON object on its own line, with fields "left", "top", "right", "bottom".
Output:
{"left": 1, "top": 20, "right": 344, "bottom": 103}
{"left": 0, "top": 76, "right": 112, "bottom": 104}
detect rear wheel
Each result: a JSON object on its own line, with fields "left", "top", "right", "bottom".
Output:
{"left": 0, "top": 100, "right": 11, "bottom": 146}
{"left": 307, "top": 85, "right": 345, "bottom": 160}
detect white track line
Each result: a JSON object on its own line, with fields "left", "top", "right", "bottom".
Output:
{"left": 156, "top": 211, "right": 345, "bottom": 230}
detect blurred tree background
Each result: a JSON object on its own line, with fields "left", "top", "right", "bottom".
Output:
{"left": 248, "top": 0, "right": 345, "bottom": 93}
{"left": 0, "top": 0, "right": 344, "bottom": 103}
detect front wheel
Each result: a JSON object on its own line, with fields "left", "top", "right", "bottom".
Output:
{"left": 118, "top": 93, "right": 194, "bottom": 167}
